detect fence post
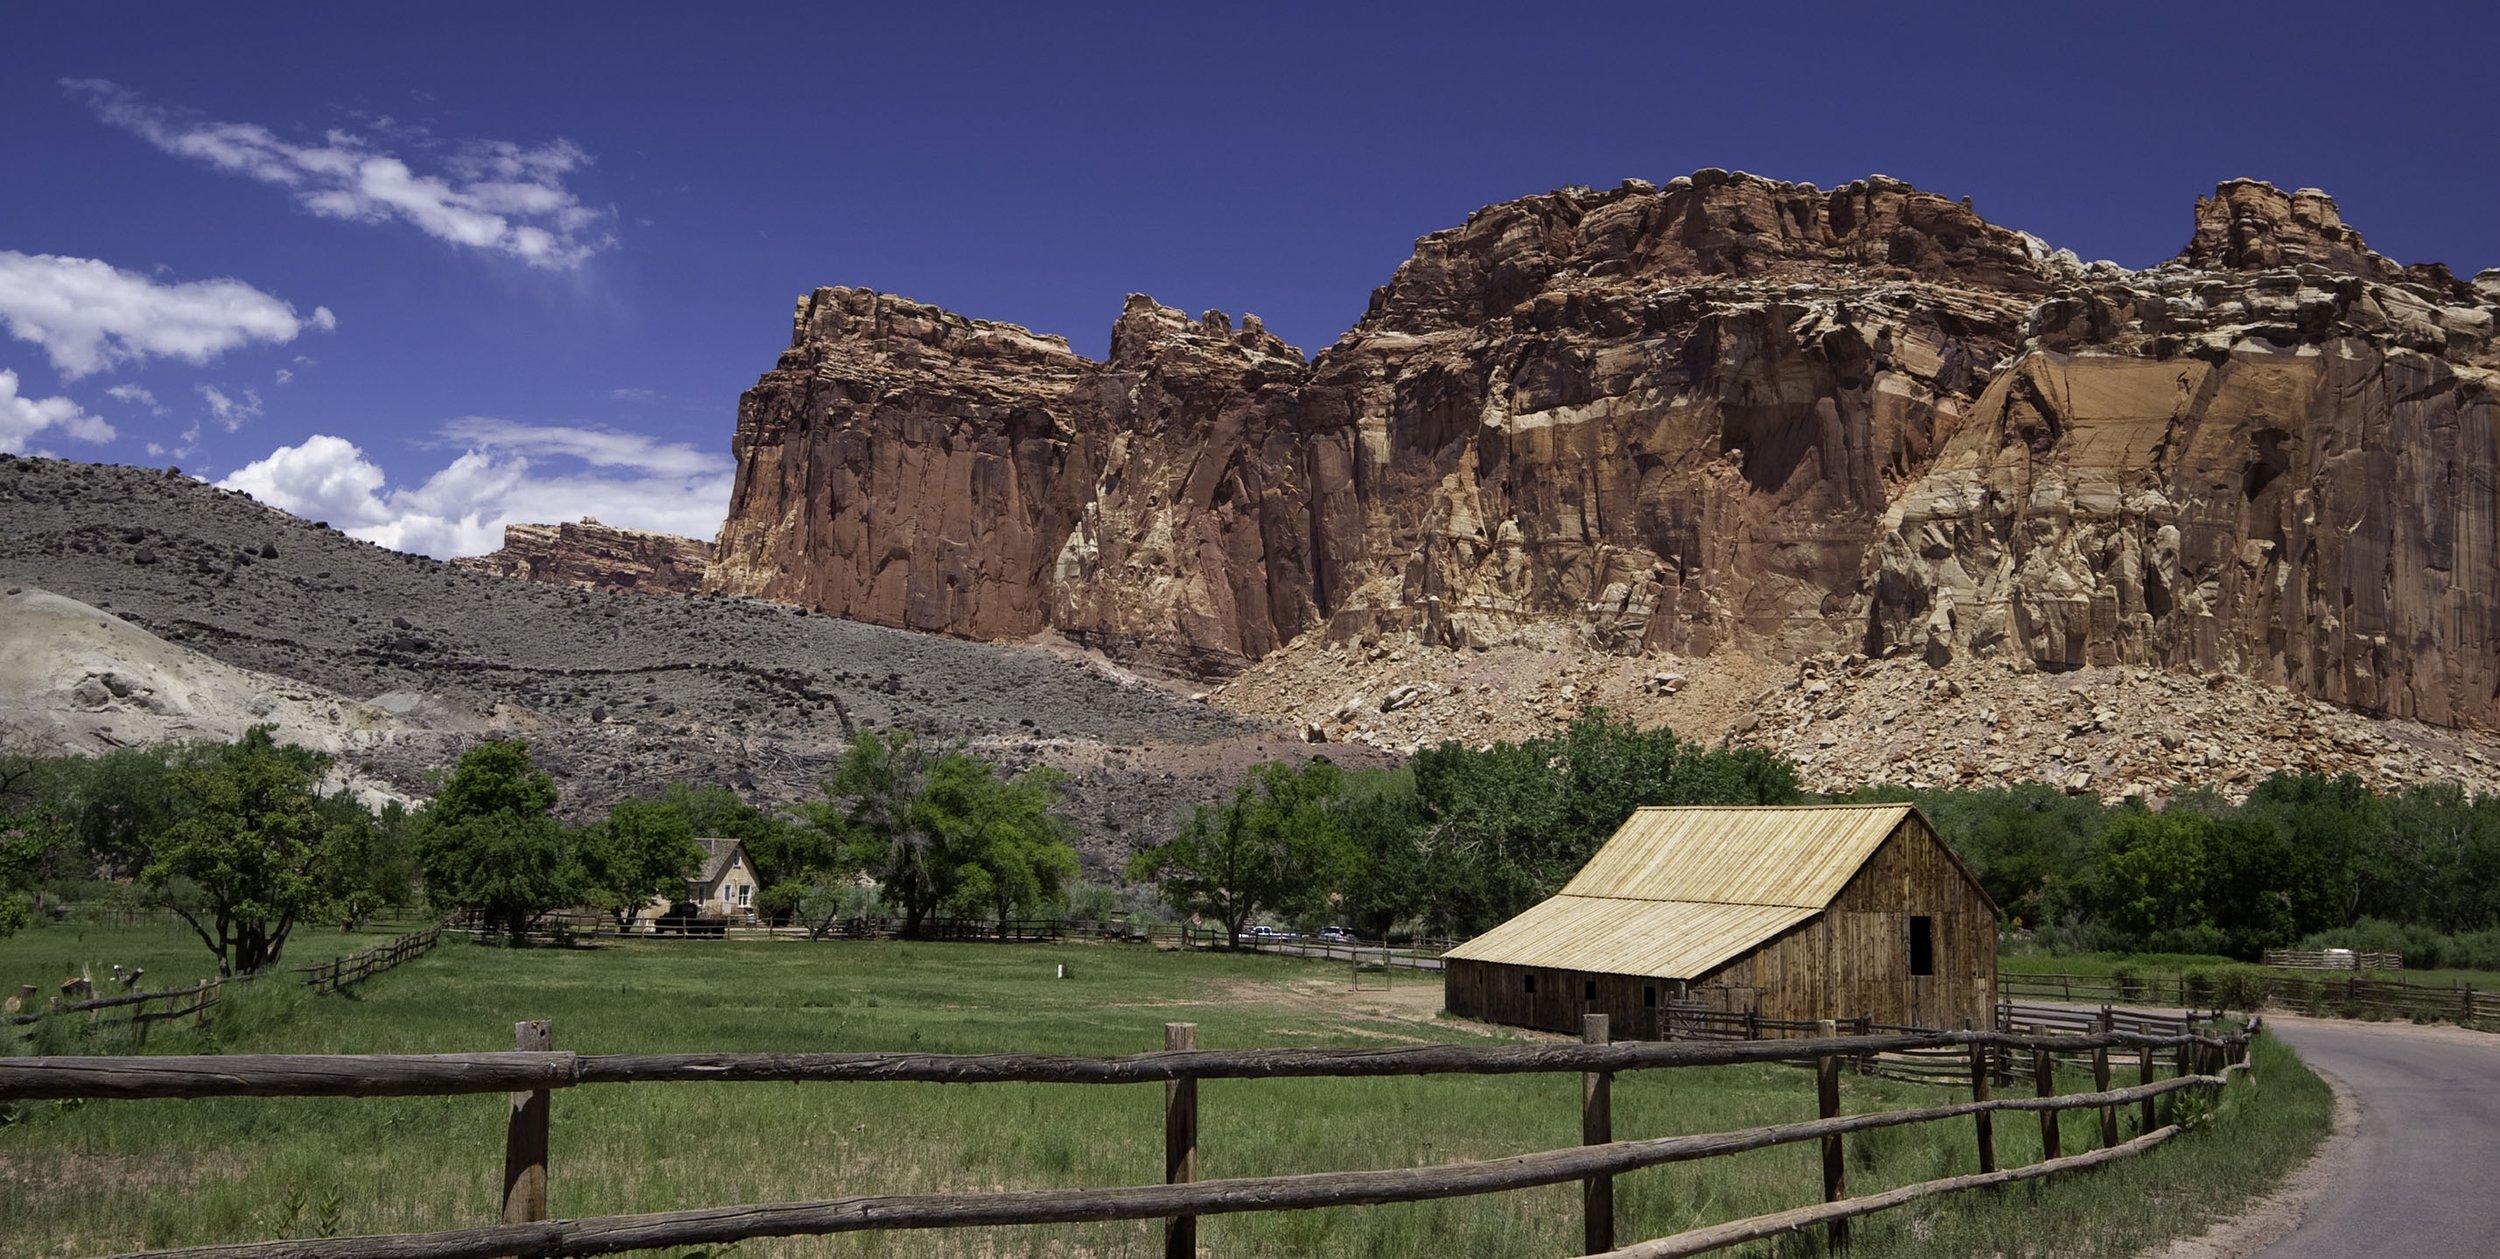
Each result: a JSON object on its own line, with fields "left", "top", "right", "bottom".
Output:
{"left": 2033, "top": 1046, "right": 2058, "bottom": 1162}
{"left": 1969, "top": 1038, "right": 1995, "bottom": 1173}
{"left": 503, "top": 1020, "right": 552, "bottom": 1227}
{"left": 2093, "top": 1010, "right": 2117, "bottom": 1149}
{"left": 2138, "top": 1044, "right": 2156, "bottom": 1134}
{"left": 1817, "top": 1018, "right": 1846, "bottom": 1250}
{"left": 1164, "top": 1022, "right": 1198, "bottom": 1259}
{"left": 1582, "top": 1013, "right": 1613, "bottom": 1254}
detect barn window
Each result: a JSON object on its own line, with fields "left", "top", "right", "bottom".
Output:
{"left": 1523, "top": 973, "right": 1537, "bottom": 995}
{"left": 1643, "top": 985, "right": 1657, "bottom": 1008}
{"left": 1583, "top": 979, "right": 1597, "bottom": 1001}
{"left": 1909, "top": 916, "right": 1935, "bottom": 976}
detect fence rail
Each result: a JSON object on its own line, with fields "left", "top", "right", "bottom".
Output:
{"left": 2261, "top": 948, "right": 2404, "bottom": 971}
{"left": 12, "top": 1015, "right": 2257, "bottom": 1259}
{"left": 2000, "top": 968, "right": 2494, "bottom": 1026}
{"left": 7, "top": 926, "right": 443, "bottom": 1037}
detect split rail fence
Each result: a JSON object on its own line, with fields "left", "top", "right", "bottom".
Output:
{"left": 2261, "top": 949, "right": 2403, "bottom": 970}
{"left": 3, "top": 1015, "right": 2256, "bottom": 1259}
{"left": 5, "top": 926, "right": 440, "bottom": 1038}
{"left": 2000, "top": 968, "right": 2497, "bottom": 1025}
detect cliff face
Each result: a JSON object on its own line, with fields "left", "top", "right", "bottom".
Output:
{"left": 453, "top": 519, "right": 713, "bottom": 596}
{"left": 708, "top": 173, "right": 2500, "bottom": 727}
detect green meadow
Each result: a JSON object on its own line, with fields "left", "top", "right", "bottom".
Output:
{"left": 0, "top": 929, "right": 2327, "bottom": 1258}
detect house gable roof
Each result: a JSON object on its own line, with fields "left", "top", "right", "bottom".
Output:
{"left": 689, "top": 838, "right": 750, "bottom": 889}
{"left": 1445, "top": 803, "right": 1923, "bottom": 980}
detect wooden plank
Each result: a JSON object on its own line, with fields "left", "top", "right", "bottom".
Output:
{"left": 1583, "top": 1014, "right": 1613, "bottom": 1254}
{"left": 2034, "top": 1048, "right": 2058, "bottom": 1162}
{"left": 1970, "top": 1041, "right": 1994, "bottom": 1173}
{"left": 6, "top": 1028, "right": 2252, "bottom": 1102}
{"left": 1816, "top": 1018, "right": 1845, "bottom": 1251}
{"left": 1163, "top": 1022, "right": 1196, "bottom": 1259}
{"left": 1593, "top": 1126, "right": 2183, "bottom": 1259}
{"left": 503, "top": 1021, "right": 553, "bottom": 1227}
{"left": 98, "top": 1078, "right": 2233, "bottom": 1259}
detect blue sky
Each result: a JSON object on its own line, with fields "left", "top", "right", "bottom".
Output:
{"left": 5, "top": 2, "right": 2493, "bottom": 556}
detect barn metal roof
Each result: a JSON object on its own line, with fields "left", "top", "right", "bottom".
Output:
{"left": 1443, "top": 803, "right": 1916, "bottom": 979}
{"left": 1557, "top": 803, "right": 1914, "bottom": 907}
{"left": 1444, "top": 896, "right": 1822, "bottom": 980}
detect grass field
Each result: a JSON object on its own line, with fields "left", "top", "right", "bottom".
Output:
{"left": 0, "top": 927, "right": 2329, "bottom": 1258}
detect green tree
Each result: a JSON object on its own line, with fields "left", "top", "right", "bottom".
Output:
{"left": 809, "top": 732, "right": 1080, "bottom": 937}
{"left": 577, "top": 797, "right": 707, "bottom": 929}
{"left": 1128, "top": 759, "right": 1359, "bottom": 948}
{"left": 142, "top": 726, "right": 374, "bottom": 974}
{"left": 416, "top": 740, "right": 571, "bottom": 944}
{"left": 809, "top": 731, "right": 939, "bottom": 932}
{"left": 935, "top": 760, "right": 1078, "bottom": 934}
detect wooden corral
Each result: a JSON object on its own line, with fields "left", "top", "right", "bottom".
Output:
{"left": 1445, "top": 804, "right": 1997, "bottom": 1036}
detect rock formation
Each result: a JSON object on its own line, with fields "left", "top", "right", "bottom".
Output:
{"left": 453, "top": 519, "right": 711, "bottom": 596}
{"left": 709, "top": 173, "right": 2500, "bottom": 730}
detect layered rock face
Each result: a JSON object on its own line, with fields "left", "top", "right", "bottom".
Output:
{"left": 453, "top": 519, "right": 712, "bottom": 596}
{"left": 710, "top": 173, "right": 2500, "bottom": 727}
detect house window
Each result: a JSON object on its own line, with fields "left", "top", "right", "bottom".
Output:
{"left": 1909, "top": 916, "right": 1935, "bottom": 977}
{"left": 1644, "top": 985, "right": 1657, "bottom": 1008}
{"left": 1523, "top": 973, "right": 1537, "bottom": 995}
{"left": 738, "top": 884, "right": 753, "bottom": 907}
{"left": 1583, "top": 979, "right": 1598, "bottom": 1001}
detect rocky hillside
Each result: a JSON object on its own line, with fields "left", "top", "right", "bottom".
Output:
{"left": 708, "top": 174, "right": 2500, "bottom": 746}
{"left": 451, "top": 519, "right": 712, "bottom": 596}
{"left": 0, "top": 457, "right": 1368, "bottom": 868}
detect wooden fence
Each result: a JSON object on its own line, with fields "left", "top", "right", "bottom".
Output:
{"left": 295, "top": 927, "right": 442, "bottom": 996}
{"left": 2261, "top": 948, "right": 2404, "bottom": 971}
{"left": 2000, "top": 968, "right": 2496, "bottom": 1026}
{"left": 7, "top": 926, "right": 443, "bottom": 1037}
{"left": 2, "top": 1016, "right": 2257, "bottom": 1259}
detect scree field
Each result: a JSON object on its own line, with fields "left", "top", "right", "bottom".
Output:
{"left": 0, "top": 929, "right": 2326, "bottom": 1258}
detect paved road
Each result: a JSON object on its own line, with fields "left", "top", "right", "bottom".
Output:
{"left": 2256, "top": 1018, "right": 2500, "bottom": 1256}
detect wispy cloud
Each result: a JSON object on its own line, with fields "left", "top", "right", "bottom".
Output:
{"left": 0, "top": 369, "right": 116, "bottom": 454}
{"left": 0, "top": 250, "right": 332, "bottom": 379}
{"left": 607, "top": 387, "right": 657, "bottom": 403}
{"left": 198, "top": 384, "right": 264, "bottom": 431}
{"left": 67, "top": 79, "right": 617, "bottom": 271}
{"left": 436, "top": 416, "right": 728, "bottom": 479}
{"left": 106, "top": 383, "right": 167, "bottom": 415}
{"left": 219, "top": 421, "right": 729, "bottom": 557}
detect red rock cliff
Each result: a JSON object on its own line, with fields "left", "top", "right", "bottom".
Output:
{"left": 706, "top": 173, "right": 2500, "bottom": 727}
{"left": 453, "top": 519, "right": 712, "bottom": 596}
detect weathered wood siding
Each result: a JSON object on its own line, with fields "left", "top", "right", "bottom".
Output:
{"left": 1687, "top": 817, "right": 1994, "bottom": 1029}
{"left": 1444, "top": 816, "right": 1997, "bottom": 1035}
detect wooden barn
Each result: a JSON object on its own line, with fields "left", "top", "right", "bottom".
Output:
{"left": 1443, "top": 803, "right": 1996, "bottom": 1036}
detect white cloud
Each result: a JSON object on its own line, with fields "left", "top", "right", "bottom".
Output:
{"left": 437, "top": 416, "right": 726, "bottom": 478}
{"left": 69, "top": 79, "right": 617, "bottom": 271}
{"left": 607, "top": 387, "right": 657, "bottom": 403}
{"left": 274, "top": 368, "right": 293, "bottom": 385}
{"left": 217, "top": 424, "right": 729, "bottom": 558}
{"left": 106, "top": 383, "right": 165, "bottom": 413}
{"left": 0, "top": 250, "right": 331, "bottom": 379}
{"left": 0, "top": 369, "right": 117, "bottom": 453}
{"left": 198, "top": 384, "right": 264, "bottom": 430}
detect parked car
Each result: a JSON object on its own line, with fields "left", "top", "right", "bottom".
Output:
{"left": 1316, "top": 926, "right": 1355, "bottom": 943}
{"left": 1246, "top": 924, "right": 1297, "bottom": 941}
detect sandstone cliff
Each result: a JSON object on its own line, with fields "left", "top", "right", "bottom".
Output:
{"left": 453, "top": 518, "right": 712, "bottom": 596}
{"left": 708, "top": 173, "right": 2500, "bottom": 730}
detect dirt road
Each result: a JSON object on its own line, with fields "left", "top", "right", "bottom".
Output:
{"left": 2250, "top": 1016, "right": 2500, "bottom": 1257}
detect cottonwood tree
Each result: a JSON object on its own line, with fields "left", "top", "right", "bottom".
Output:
{"left": 809, "top": 731, "right": 1078, "bottom": 936}
{"left": 576, "top": 797, "right": 707, "bottom": 929}
{"left": 1128, "top": 759, "right": 1358, "bottom": 949}
{"left": 142, "top": 726, "right": 372, "bottom": 974}
{"left": 416, "top": 740, "right": 571, "bottom": 944}
{"left": 934, "top": 759, "right": 1077, "bottom": 935}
